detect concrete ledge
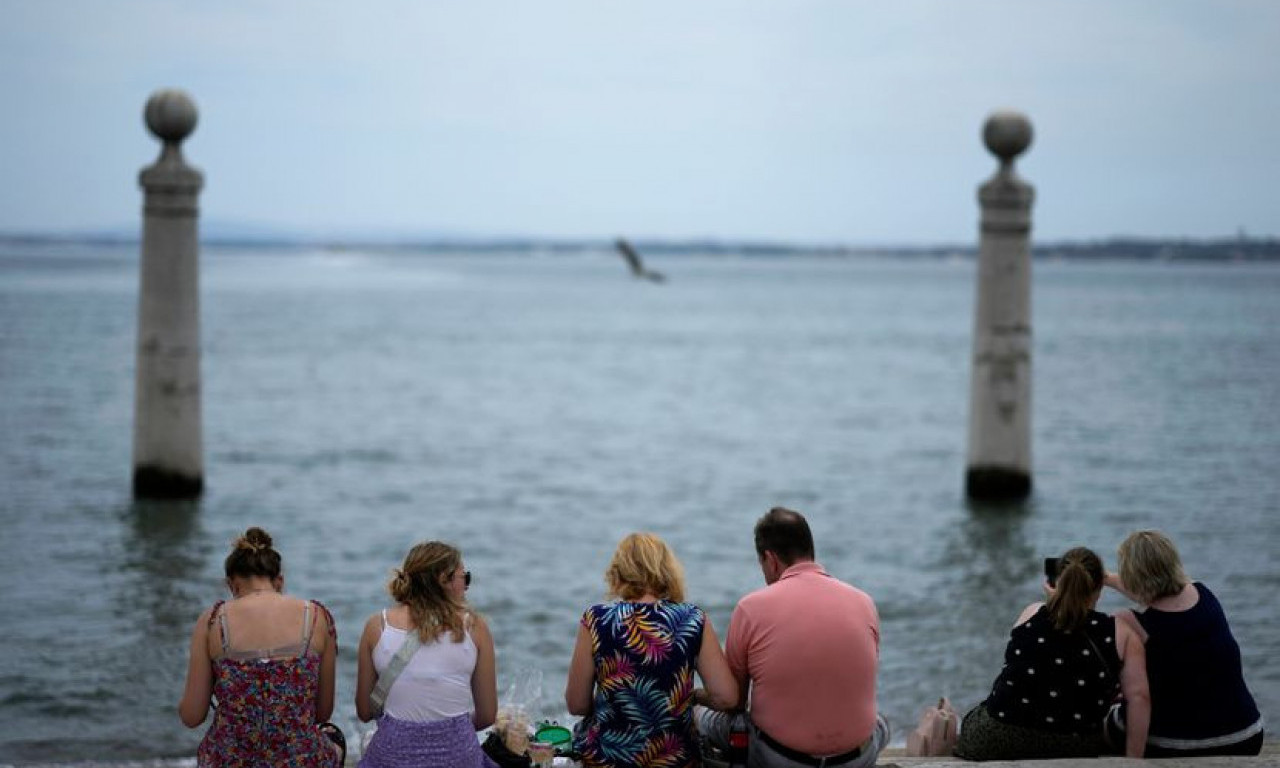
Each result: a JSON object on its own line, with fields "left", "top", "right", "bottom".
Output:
{"left": 877, "top": 761, "right": 1279, "bottom": 768}
{"left": 10, "top": 744, "right": 1272, "bottom": 767}
{"left": 874, "top": 743, "right": 1280, "bottom": 768}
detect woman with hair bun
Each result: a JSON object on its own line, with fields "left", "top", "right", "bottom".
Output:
{"left": 179, "top": 527, "right": 344, "bottom": 767}
{"left": 954, "top": 547, "right": 1150, "bottom": 761}
{"left": 565, "top": 532, "right": 738, "bottom": 768}
{"left": 355, "top": 541, "right": 498, "bottom": 768}
{"left": 1103, "top": 530, "right": 1263, "bottom": 757}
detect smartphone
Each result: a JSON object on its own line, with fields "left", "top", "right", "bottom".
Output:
{"left": 1044, "top": 557, "right": 1061, "bottom": 587}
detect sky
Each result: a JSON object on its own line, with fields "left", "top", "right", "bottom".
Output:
{"left": 2, "top": 1, "right": 1278, "bottom": 245}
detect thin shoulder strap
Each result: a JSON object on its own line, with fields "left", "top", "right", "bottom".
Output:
{"left": 299, "top": 601, "right": 315, "bottom": 655}
{"left": 215, "top": 602, "right": 232, "bottom": 654}
{"left": 369, "top": 627, "right": 423, "bottom": 717}
{"left": 381, "top": 608, "right": 388, "bottom": 629}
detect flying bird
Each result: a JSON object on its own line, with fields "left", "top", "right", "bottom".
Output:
{"left": 615, "top": 238, "right": 666, "bottom": 283}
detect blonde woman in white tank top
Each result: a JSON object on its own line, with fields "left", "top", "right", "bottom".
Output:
{"left": 369, "top": 606, "right": 479, "bottom": 720}
{"left": 355, "top": 541, "right": 498, "bottom": 768}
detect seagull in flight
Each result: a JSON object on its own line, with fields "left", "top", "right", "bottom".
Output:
{"left": 615, "top": 238, "right": 666, "bottom": 283}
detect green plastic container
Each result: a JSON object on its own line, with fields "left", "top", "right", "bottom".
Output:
{"left": 534, "top": 722, "right": 572, "bottom": 746}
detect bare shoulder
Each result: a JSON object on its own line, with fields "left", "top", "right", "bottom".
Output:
{"left": 358, "top": 611, "right": 385, "bottom": 646}
{"left": 382, "top": 604, "right": 413, "bottom": 628}
{"left": 1113, "top": 609, "right": 1148, "bottom": 646}
{"left": 1014, "top": 601, "right": 1044, "bottom": 627}
{"left": 284, "top": 596, "right": 325, "bottom": 628}
{"left": 1112, "top": 607, "right": 1138, "bottom": 625}
{"left": 305, "top": 597, "right": 334, "bottom": 620}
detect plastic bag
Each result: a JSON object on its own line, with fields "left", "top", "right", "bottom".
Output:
{"left": 905, "top": 697, "right": 959, "bottom": 757}
{"left": 492, "top": 669, "right": 543, "bottom": 756}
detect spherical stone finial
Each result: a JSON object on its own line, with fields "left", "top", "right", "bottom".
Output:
{"left": 983, "top": 110, "right": 1033, "bottom": 163}
{"left": 144, "top": 89, "right": 198, "bottom": 144}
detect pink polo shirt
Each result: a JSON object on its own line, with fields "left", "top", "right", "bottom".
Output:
{"left": 725, "top": 561, "right": 880, "bottom": 756}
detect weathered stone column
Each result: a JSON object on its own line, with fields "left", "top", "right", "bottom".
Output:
{"left": 133, "top": 89, "right": 204, "bottom": 497}
{"left": 966, "top": 110, "right": 1034, "bottom": 500}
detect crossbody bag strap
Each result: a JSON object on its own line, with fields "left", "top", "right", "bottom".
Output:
{"left": 1084, "top": 629, "right": 1114, "bottom": 680}
{"left": 369, "top": 627, "right": 424, "bottom": 717}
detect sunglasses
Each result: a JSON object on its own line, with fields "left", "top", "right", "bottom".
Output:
{"left": 460, "top": 570, "right": 472, "bottom": 588}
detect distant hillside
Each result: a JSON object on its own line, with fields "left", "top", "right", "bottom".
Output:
{"left": 1032, "top": 237, "right": 1280, "bottom": 262}
{"left": 1, "top": 231, "right": 1278, "bottom": 261}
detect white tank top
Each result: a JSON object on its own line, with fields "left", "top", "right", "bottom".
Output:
{"left": 373, "top": 609, "right": 477, "bottom": 722}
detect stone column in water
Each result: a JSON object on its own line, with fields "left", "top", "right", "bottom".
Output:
{"left": 966, "top": 110, "right": 1035, "bottom": 500}
{"left": 133, "top": 89, "right": 205, "bottom": 497}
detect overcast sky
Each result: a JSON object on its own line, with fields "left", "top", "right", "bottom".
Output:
{"left": 2, "top": 1, "right": 1277, "bottom": 244}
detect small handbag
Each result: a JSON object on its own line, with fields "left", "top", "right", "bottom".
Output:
{"left": 482, "top": 732, "right": 532, "bottom": 768}
{"left": 906, "top": 697, "right": 959, "bottom": 757}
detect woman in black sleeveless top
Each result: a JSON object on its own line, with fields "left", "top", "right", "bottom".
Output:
{"left": 1105, "top": 530, "right": 1264, "bottom": 757}
{"left": 954, "top": 547, "right": 1150, "bottom": 760}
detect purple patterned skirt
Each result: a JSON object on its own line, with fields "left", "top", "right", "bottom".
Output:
{"left": 359, "top": 713, "right": 498, "bottom": 768}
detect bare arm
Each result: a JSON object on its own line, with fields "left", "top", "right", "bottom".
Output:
{"left": 728, "top": 671, "right": 749, "bottom": 711}
{"left": 354, "top": 614, "right": 382, "bottom": 723}
{"left": 314, "top": 607, "right": 336, "bottom": 723}
{"left": 178, "top": 609, "right": 214, "bottom": 728}
{"left": 565, "top": 623, "right": 596, "bottom": 717}
{"left": 1114, "top": 608, "right": 1148, "bottom": 644}
{"left": 1105, "top": 571, "right": 1144, "bottom": 604}
{"left": 721, "top": 606, "right": 751, "bottom": 711}
{"left": 693, "top": 619, "right": 739, "bottom": 711}
{"left": 470, "top": 615, "right": 498, "bottom": 730}
{"left": 1116, "top": 620, "right": 1150, "bottom": 758}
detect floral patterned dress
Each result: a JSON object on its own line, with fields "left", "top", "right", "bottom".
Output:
{"left": 197, "top": 599, "right": 341, "bottom": 768}
{"left": 572, "top": 600, "right": 706, "bottom": 768}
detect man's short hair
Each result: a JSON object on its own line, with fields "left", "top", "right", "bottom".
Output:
{"left": 754, "top": 507, "right": 815, "bottom": 565}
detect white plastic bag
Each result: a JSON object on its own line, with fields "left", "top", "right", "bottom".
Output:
{"left": 494, "top": 669, "right": 544, "bottom": 755}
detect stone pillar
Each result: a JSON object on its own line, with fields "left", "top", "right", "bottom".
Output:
{"left": 966, "top": 110, "right": 1034, "bottom": 500}
{"left": 133, "top": 89, "right": 205, "bottom": 498}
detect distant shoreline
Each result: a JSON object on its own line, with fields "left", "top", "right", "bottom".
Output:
{"left": 2, "top": 233, "right": 1280, "bottom": 262}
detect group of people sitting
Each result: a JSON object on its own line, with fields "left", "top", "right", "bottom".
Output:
{"left": 179, "top": 509, "right": 1264, "bottom": 768}
{"left": 953, "top": 531, "right": 1263, "bottom": 760}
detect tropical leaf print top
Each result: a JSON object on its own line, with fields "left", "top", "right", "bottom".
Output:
{"left": 573, "top": 600, "right": 706, "bottom": 768}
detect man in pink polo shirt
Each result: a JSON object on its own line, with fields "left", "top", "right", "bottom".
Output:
{"left": 697, "top": 507, "right": 889, "bottom": 768}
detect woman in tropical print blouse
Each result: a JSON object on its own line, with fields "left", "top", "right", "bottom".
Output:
{"left": 566, "top": 533, "right": 738, "bottom": 768}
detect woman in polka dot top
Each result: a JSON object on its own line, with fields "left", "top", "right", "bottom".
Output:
{"left": 953, "top": 547, "right": 1150, "bottom": 760}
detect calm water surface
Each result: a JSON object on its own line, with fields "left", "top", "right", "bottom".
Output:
{"left": 1, "top": 244, "right": 1277, "bottom": 764}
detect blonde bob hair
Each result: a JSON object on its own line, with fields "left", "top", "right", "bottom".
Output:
{"left": 605, "top": 533, "right": 686, "bottom": 603}
{"left": 1118, "top": 529, "right": 1189, "bottom": 604}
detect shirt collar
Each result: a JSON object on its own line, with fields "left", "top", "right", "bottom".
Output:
{"left": 778, "top": 560, "right": 826, "bottom": 581}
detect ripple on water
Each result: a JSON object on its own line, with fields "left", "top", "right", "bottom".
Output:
{"left": 3, "top": 253, "right": 1280, "bottom": 761}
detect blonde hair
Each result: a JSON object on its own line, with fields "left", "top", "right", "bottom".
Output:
{"left": 1118, "top": 530, "right": 1189, "bottom": 604}
{"left": 605, "top": 533, "right": 686, "bottom": 603}
{"left": 388, "top": 541, "right": 468, "bottom": 642}
{"left": 1046, "top": 546, "right": 1104, "bottom": 632}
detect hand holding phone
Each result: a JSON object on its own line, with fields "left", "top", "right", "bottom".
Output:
{"left": 1043, "top": 557, "right": 1061, "bottom": 588}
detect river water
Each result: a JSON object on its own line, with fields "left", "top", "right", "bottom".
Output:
{"left": 1, "top": 243, "right": 1277, "bottom": 764}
